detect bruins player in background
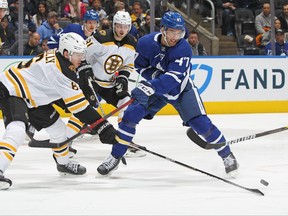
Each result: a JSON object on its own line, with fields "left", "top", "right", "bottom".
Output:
{"left": 0, "top": 32, "right": 118, "bottom": 190}
{"left": 66, "top": 11, "right": 145, "bottom": 157}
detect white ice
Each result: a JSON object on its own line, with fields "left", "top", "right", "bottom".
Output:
{"left": 0, "top": 113, "right": 288, "bottom": 215}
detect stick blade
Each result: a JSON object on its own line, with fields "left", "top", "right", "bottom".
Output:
{"left": 28, "top": 139, "right": 60, "bottom": 148}
{"left": 186, "top": 128, "right": 212, "bottom": 149}
{"left": 249, "top": 188, "right": 264, "bottom": 196}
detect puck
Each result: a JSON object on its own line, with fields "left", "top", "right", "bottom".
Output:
{"left": 260, "top": 179, "right": 269, "bottom": 186}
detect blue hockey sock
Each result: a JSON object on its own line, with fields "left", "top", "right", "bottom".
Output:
{"left": 188, "top": 115, "right": 231, "bottom": 158}
{"left": 111, "top": 120, "right": 136, "bottom": 158}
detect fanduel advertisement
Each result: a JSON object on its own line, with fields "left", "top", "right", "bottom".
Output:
{"left": 190, "top": 57, "right": 288, "bottom": 102}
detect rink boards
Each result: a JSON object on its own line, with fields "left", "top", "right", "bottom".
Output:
{"left": 0, "top": 56, "right": 288, "bottom": 118}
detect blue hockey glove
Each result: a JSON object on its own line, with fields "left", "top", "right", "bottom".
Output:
{"left": 131, "top": 81, "right": 155, "bottom": 106}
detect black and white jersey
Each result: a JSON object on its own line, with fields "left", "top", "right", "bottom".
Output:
{"left": 0, "top": 49, "right": 89, "bottom": 113}
{"left": 86, "top": 29, "right": 137, "bottom": 88}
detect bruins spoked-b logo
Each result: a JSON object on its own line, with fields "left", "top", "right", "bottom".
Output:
{"left": 104, "top": 55, "right": 123, "bottom": 74}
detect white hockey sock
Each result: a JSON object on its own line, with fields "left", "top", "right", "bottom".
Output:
{"left": 45, "top": 118, "right": 69, "bottom": 165}
{"left": 0, "top": 121, "right": 26, "bottom": 172}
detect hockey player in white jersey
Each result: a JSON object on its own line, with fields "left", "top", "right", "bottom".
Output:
{"left": 0, "top": 32, "right": 118, "bottom": 190}
{"left": 66, "top": 11, "right": 145, "bottom": 157}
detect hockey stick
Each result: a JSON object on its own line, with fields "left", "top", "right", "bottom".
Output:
{"left": 28, "top": 98, "right": 135, "bottom": 148}
{"left": 88, "top": 77, "right": 106, "bottom": 116}
{"left": 127, "top": 142, "right": 264, "bottom": 196}
{"left": 186, "top": 126, "right": 288, "bottom": 150}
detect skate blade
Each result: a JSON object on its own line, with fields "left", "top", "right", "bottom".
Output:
{"left": 227, "top": 170, "right": 239, "bottom": 178}
{"left": 0, "top": 181, "right": 11, "bottom": 190}
{"left": 95, "top": 165, "right": 119, "bottom": 178}
{"left": 58, "top": 172, "right": 87, "bottom": 177}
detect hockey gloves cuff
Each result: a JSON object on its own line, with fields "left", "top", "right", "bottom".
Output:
{"left": 115, "top": 76, "right": 130, "bottom": 99}
{"left": 94, "top": 120, "right": 118, "bottom": 144}
{"left": 131, "top": 81, "right": 155, "bottom": 106}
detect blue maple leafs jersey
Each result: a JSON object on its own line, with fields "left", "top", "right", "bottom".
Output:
{"left": 135, "top": 32, "right": 192, "bottom": 101}
{"left": 47, "top": 24, "right": 92, "bottom": 49}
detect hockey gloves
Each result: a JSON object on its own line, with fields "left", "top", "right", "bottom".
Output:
{"left": 131, "top": 81, "right": 155, "bottom": 106}
{"left": 115, "top": 76, "right": 130, "bottom": 99}
{"left": 77, "top": 61, "right": 96, "bottom": 106}
{"left": 94, "top": 120, "right": 118, "bottom": 144}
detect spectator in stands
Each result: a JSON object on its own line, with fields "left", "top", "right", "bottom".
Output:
{"left": 82, "top": 0, "right": 90, "bottom": 9}
{"left": 131, "top": 1, "right": 146, "bottom": 30}
{"left": 108, "top": 0, "right": 125, "bottom": 22}
{"left": 265, "top": 28, "right": 288, "bottom": 55}
{"left": 37, "top": 11, "right": 63, "bottom": 43}
{"left": 8, "top": 0, "right": 36, "bottom": 32}
{"left": 0, "top": 15, "right": 15, "bottom": 50}
{"left": 277, "top": 3, "right": 288, "bottom": 32}
{"left": 100, "top": 17, "right": 111, "bottom": 30}
{"left": 32, "top": 1, "right": 49, "bottom": 28}
{"left": 138, "top": 12, "right": 159, "bottom": 38}
{"left": 64, "top": 0, "right": 87, "bottom": 20}
{"left": 88, "top": 0, "right": 107, "bottom": 20}
{"left": 103, "top": 0, "right": 118, "bottom": 18}
{"left": 128, "top": 0, "right": 149, "bottom": 12}
{"left": 7, "top": 32, "right": 43, "bottom": 55}
{"left": 216, "top": 0, "right": 237, "bottom": 36}
{"left": 262, "top": 18, "right": 282, "bottom": 47}
{"left": 40, "top": 38, "right": 49, "bottom": 52}
{"left": 0, "top": 0, "right": 8, "bottom": 23}
{"left": 255, "top": 3, "right": 277, "bottom": 47}
{"left": 187, "top": 30, "right": 208, "bottom": 56}
{"left": 155, "top": 0, "right": 170, "bottom": 18}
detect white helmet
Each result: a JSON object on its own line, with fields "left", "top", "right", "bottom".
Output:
{"left": 113, "top": 11, "right": 132, "bottom": 32}
{"left": 59, "top": 32, "right": 86, "bottom": 56}
{"left": 0, "top": 0, "right": 8, "bottom": 9}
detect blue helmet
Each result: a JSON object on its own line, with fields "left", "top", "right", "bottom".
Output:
{"left": 83, "top": 10, "right": 99, "bottom": 21}
{"left": 160, "top": 11, "right": 185, "bottom": 31}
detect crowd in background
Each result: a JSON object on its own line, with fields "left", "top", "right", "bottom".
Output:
{"left": 213, "top": 0, "right": 288, "bottom": 55}
{"left": 0, "top": 0, "right": 169, "bottom": 56}
{"left": 1, "top": 0, "right": 286, "bottom": 56}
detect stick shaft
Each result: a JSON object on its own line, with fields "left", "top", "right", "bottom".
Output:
{"left": 28, "top": 98, "right": 134, "bottom": 148}
{"left": 187, "top": 126, "right": 288, "bottom": 150}
{"left": 129, "top": 142, "right": 264, "bottom": 196}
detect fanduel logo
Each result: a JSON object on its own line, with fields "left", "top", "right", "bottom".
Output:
{"left": 190, "top": 64, "right": 213, "bottom": 94}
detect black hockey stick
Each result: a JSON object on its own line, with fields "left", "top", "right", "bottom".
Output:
{"left": 28, "top": 98, "right": 135, "bottom": 148}
{"left": 186, "top": 126, "right": 288, "bottom": 150}
{"left": 128, "top": 142, "right": 264, "bottom": 196}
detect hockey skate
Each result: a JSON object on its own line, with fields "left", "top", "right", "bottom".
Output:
{"left": 97, "top": 154, "right": 126, "bottom": 176}
{"left": 0, "top": 172, "right": 12, "bottom": 190}
{"left": 222, "top": 153, "right": 239, "bottom": 178}
{"left": 53, "top": 156, "right": 86, "bottom": 176}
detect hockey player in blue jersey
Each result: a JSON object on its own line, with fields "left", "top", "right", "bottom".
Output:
{"left": 97, "top": 11, "right": 239, "bottom": 177}
{"left": 47, "top": 10, "right": 99, "bottom": 49}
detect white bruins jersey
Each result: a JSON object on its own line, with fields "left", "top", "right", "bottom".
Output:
{"left": 86, "top": 29, "right": 137, "bottom": 88}
{"left": 0, "top": 49, "right": 89, "bottom": 113}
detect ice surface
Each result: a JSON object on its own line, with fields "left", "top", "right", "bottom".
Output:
{"left": 0, "top": 113, "right": 288, "bottom": 215}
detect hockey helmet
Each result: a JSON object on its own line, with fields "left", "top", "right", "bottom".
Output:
{"left": 113, "top": 11, "right": 131, "bottom": 32}
{"left": 83, "top": 9, "right": 99, "bottom": 21}
{"left": 59, "top": 32, "right": 86, "bottom": 56}
{"left": 161, "top": 11, "right": 185, "bottom": 39}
